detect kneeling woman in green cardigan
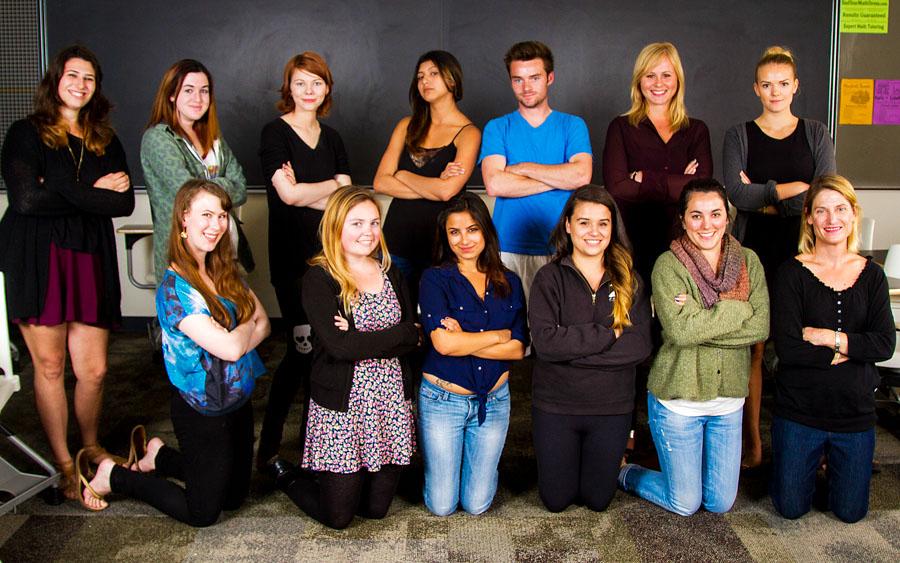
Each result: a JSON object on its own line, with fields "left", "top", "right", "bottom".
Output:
{"left": 618, "top": 178, "right": 769, "bottom": 516}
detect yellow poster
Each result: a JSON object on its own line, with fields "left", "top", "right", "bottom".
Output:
{"left": 841, "top": 0, "right": 889, "bottom": 34}
{"left": 840, "top": 79, "right": 874, "bottom": 125}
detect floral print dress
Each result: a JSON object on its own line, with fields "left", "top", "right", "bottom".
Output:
{"left": 302, "top": 275, "right": 416, "bottom": 473}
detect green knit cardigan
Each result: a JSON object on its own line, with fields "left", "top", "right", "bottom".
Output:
{"left": 140, "top": 124, "right": 247, "bottom": 282}
{"left": 648, "top": 247, "right": 770, "bottom": 401}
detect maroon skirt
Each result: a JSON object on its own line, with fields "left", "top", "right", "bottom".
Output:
{"left": 14, "top": 241, "right": 109, "bottom": 327}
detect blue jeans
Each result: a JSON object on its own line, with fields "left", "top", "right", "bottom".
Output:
{"left": 770, "top": 416, "right": 874, "bottom": 523}
{"left": 417, "top": 377, "right": 511, "bottom": 516}
{"left": 619, "top": 393, "right": 743, "bottom": 516}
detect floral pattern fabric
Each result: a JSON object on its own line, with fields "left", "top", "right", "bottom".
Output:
{"left": 302, "top": 276, "right": 416, "bottom": 473}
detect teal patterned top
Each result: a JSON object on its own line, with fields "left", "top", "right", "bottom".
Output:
{"left": 156, "top": 269, "right": 265, "bottom": 415}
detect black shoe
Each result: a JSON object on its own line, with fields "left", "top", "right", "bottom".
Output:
{"left": 264, "top": 457, "right": 297, "bottom": 488}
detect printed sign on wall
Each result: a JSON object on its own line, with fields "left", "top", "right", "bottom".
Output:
{"left": 841, "top": 0, "right": 889, "bottom": 33}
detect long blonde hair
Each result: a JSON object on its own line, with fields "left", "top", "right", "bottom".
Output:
{"left": 168, "top": 179, "right": 254, "bottom": 327}
{"left": 798, "top": 175, "right": 861, "bottom": 255}
{"left": 309, "top": 186, "right": 391, "bottom": 312}
{"left": 624, "top": 42, "right": 689, "bottom": 132}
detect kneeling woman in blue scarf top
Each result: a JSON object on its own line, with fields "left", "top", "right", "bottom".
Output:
{"left": 418, "top": 193, "right": 528, "bottom": 516}
{"left": 79, "top": 180, "right": 269, "bottom": 525}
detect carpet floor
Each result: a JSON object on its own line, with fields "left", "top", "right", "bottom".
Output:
{"left": 0, "top": 331, "right": 898, "bottom": 562}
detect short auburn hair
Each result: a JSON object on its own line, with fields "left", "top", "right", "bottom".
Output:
{"left": 277, "top": 51, "right": 334, "bottom": 116}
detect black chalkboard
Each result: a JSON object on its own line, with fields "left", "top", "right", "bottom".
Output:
{"left": 46, "top": 0, "right": 833, "bottom": 187}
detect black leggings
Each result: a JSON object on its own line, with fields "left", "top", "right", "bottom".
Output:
{"left": 257, "top": 282, "right": 313, "bottom": 464}
{"left": 283, "top": 465, "right": 403, "bottom": 530}
{"left": 532, "top": 407, "right": 632, "bottom": 512}
{"left": 110, "top": 394, "right": 254, "bottom": 527}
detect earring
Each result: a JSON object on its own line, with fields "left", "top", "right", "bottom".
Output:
{"left": 180, "top": 230, "right": 187, "bottom": 239}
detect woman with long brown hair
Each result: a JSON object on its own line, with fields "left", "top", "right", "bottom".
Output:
{"left": 417, "top": 192, "right": 527, "bottom": 516}
{"left": 0, "top": 44, "right": 134, "bottom": 502}
{"left": 78, "top": 179, "right": 269, "bottom": 524}
{"left": 142, "top": 59, "right": 248, "bottom": 283}
{"left": 529, "top": 185, "right": 652, "bottom": 512}
{"left": 374, "top": 50, "right": 480, "bottom": 302}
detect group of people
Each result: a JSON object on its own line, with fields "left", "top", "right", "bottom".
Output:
{"left": 0, "top": 38, "right": 894, "bottom": 530}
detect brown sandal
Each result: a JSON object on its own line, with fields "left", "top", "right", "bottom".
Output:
{"left": 82, "top": 444, "right": 127, "bottom": 466}
{"left": 75, "top": 449, "right": 108, "bottom": 511}
{"left": 53, "top": 459, "right": 79, "bottom": 501}
{"left": 125, "top": 425, "right": 147, "bottom": 470}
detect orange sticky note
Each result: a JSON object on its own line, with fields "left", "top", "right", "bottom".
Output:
{"left": 839, "top": 79, "right": 874, "bottom": 125}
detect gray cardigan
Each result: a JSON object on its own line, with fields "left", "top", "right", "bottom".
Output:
{"left": 722, "top": 119, "right": 835, "bottom": 241}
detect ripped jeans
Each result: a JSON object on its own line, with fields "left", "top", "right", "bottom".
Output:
{"left": 618, "top": 392, "right": 742, "bottom": 516}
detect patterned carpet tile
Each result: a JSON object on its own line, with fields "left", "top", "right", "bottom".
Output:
{"left": 621, "top": 502, "right": 755, "bottom": 562}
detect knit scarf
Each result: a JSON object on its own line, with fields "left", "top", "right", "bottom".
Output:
{"left": 669, "top": 233, "right": 750, "bottom": 309}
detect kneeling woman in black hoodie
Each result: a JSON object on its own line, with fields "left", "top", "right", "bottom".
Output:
{"left": 529, "top": 185, "right": 653, "bottom": 512}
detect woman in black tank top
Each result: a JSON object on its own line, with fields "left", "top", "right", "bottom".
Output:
{"left": 374, "top": 50, "right": 481, "bottom": 302}
{"left": 722, "top": 46, "right": 836, "bottom": 469}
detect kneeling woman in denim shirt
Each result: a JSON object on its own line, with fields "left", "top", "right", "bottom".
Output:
{"left": 418, "top": 193, "right": 527, "bottom": 516}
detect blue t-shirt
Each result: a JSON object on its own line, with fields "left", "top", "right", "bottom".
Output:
{"left": 479, "top": 110, "right": 592, "bottom": 255}
{"left": 419, "top": 265, "right": 528, "bottom": 424}
{"left": 156, "top": 270, "right": 266, "bottom": 415}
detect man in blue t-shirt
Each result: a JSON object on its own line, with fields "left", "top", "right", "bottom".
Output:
{"left": 480, "top": 40, "right": 593, "bottom": 301}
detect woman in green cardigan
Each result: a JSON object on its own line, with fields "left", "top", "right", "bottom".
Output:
{"left": 141, "top": 59, "right": 247, "bottom": 283}
{"left": 618, "top": 178, "right": 769, "bottom": 516}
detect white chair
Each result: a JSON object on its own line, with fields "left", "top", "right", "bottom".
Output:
{"left": 0, "top": 271, "right": 59, "bottom": 514}
{"left": 859, "top": 217, "right": 875, "bottom": 253}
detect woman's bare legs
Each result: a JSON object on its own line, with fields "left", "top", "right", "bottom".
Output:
{"left": 67, "top": 322, "right": 109, "bottom": 456}
{"left": 742, "top": 341, "right": 765, "bottom": 469}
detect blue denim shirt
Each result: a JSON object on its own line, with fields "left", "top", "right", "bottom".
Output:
{"left": 419, "top": 265, "right": 528, "bottom": 423}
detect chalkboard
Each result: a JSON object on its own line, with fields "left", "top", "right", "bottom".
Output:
{"left": 46, "top": 0, "right": 833, "bottom": 188}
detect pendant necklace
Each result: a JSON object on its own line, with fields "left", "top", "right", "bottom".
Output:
{"left": 66, "top": 137, "right": 84, "bottom": 182}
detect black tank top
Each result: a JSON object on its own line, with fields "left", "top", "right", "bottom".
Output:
{"left": 382, "top": 124, "right": 470, "bottom": 263}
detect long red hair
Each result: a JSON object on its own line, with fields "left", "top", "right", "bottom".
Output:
{"left": 167, "top": 179, "right": 254, "bottom": 326}
{"left": 147, "top": 59, "right": 220, "bottom": 155}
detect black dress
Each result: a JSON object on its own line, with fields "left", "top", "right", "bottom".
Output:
{"left": 0, "top": 118, "right": 134, "bottom": 324}
{"left": 382, "top": 125, "right": 471, "bottom": 279}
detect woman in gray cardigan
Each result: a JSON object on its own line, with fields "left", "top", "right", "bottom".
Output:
{"left": 722, "top": 46, "right": 835, "bottom": 469}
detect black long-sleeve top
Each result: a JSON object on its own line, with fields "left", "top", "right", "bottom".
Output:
{"left": 773, "top": 257, "right": 895, "bottom": 432}
{"left": 529, "top": 258, "right": 653, "bottom": 415}
{"left": 258, "top": 119, "right": 350, "bottom": 285}
{"left": 0, "top": 119, "right": 134, "bottom": 321}
{"left": 301, "top": 264, "right": 421, "bottom": 412}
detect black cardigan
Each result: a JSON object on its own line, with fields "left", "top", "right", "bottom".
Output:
{"left": 773, "top": 258, "right": 895, "bottom": 432}
{"left": 300, "top": 263, "right": 421, "bottom": 412}
{"left": 0, "top": 119, "right": 134, "bottom": 321}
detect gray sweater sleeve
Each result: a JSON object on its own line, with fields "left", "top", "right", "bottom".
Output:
{"left": 777, "top": 119, "right": 836, "bottom": 217}
{"left": 722, "top": 123, "right": 779, "bottom": 212}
